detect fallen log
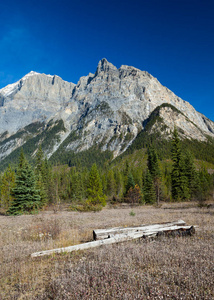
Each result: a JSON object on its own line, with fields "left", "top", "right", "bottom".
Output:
{"left": 31, "top": 222, "right": 196, "bottom": 258}
{"left": 156, "top": 225, "right": 195, "bottom": 237}
{"left": 93, "top": 219, "right": 186, "bottom": 240}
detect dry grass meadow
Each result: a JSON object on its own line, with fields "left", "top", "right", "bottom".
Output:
{"left": 0, "top": 202, "right": 213, "bottom": 299}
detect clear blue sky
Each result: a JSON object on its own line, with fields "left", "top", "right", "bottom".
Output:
{"left": 0, "top": 0, "right": 213, "bottom": 120}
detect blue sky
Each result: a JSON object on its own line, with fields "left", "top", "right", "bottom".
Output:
{"left": 0, "top": 0, "right": 213, "bottom": 120}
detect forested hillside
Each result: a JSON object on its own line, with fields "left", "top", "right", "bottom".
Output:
{"left": 0, "top": 128, "right": 213, "bottom": 215}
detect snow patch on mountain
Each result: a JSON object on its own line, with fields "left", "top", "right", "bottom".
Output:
{"left": 0, "top": 71, "right": 40, "bottom": 97}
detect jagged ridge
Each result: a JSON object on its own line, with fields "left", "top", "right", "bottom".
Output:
{"left": 0, "top": 58, "right": 214, "bottom": 169}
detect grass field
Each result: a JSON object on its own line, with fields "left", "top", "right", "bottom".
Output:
{"left": 0, "top": 202, "right": 213, "bottom": 299}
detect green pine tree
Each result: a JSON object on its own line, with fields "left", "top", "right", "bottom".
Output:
{"left": 184, "top": 151, "right": 197, "bottom": 199}
{"left": 178, "top": 153, "right": 190, "bottom": 199}
{"left": 124, "top": 160, "right": 130, "bottom": 177}
{"left": 101, "top": 173, "right": 107, "bottom": 195}
{"left": 143, "top": 170, "right": 156, "bottom": 204}
{"left": 36, "top": 173, "right": 48, "bottom": 208}
{"left": 0, "top": 165, "right": 16, "bottom": 210}
{"left": 171, "top": 128, "right": 189, "bottom": 201}
{"left": 106, "top": 169, "right": 116, "bottom": 197}
{"left": 147, "top": 146, "right": 161, "bottom": 204}
{"left": 35, "top": 146, "right": 48, "bottom": 206}
{"left": 147, "top": 146, "right": 160, "bottom": 179}
{"left": 87, "top": 163, "right": 106, "bottom": 206}
{"left": 196, "top": 166, "right": 212, "bottom": 205}
{"left": 7, "top": 152, "right": 41, "bottom": 215}
{"left": 72, "top": 172, "right": 85, "bottom": 201}
{"left": 125, "top": 172, "right": 135, "bottom": 194}
{"left": 114, "top": 169, "right": 124, "bottom": 200}
{"left": 44, "top": 158, "right": 55, "bottom": 203}
{"left": 35, "top": 145, "right": 45, "bottom": 175}
{"left": 18, "top": 148, "right": 26, "bottom": 170}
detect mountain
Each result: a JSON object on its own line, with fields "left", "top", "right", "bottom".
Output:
{"left": 0, "top": 71, "right": 75, "bottom": 134}
{"left": 0, "top": 58, "right": 214, "bottom": 169}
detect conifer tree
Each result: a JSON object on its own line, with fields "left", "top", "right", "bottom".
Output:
{"left": 44, "top": 158, "right": 56, "bottom": 203}
{"left": 101, "top": 173, "right": 107, "bottom": 195}
{"left": 87, "top": 163, "right": 106, "bottom": 206}
{"left": 18, "top": 148, "right": 26, "bottom": 170}
{"left": 0, "top": 165, "right": 16, "bottom": 210}
{"left": 114, "top": 169, "right": 124, "bottom": 200}
{"left": 196, "top": 166, "right": 212, "bottom": 205}
{"left": 8, "top": 152, "right": 41, "bottom": 215}
{"left": 35, "top": 145, "right": 48, "bottom": 205}
{"left": 171, "top": 128, "right": 189, "bottom": 200}
{"left": 147, "top": 146, "right": 160, "bottom": 179}
{"left": 131, "top": 167, "right": 143, "bottom": 191}
{"left": 143, "top": 170, "right": 156, "bottom": 204}
{"left": 123, "top": 160, "right": 130, "bottom": 189}
{"left": 147, "top": 146, "right": 161, "bottom": 204}
{"left": 72, "top": 172, "right": 85, "bottom": 201}
{"left": 36, "top": 173, "right": 47, "bottom": 208}
{"left": 162, "top": 163, "right": 172, "bottom": 201}
{"left": 125, "top": 172, "right": 135, "bottom": 194}
{"left": 184, "top": 151, "right": 197, "bottom": 198}
{"left": 178, "top": 153, "right": 190, "bottom": 199}
{"left": 124, "top": 160, "right": 130, "bottom": 178}
{"left": 35, "top": 145, "right": 45, "bottom": 176}
{"left": 106, "top": 169, "right": 116, "bottom": 197}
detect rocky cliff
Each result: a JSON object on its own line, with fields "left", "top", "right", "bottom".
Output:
{"left": 0, "top": 58, "right": 213, "bottom": 166}
{"left": 0, "top": 71, "right": 75, "bottom": 135}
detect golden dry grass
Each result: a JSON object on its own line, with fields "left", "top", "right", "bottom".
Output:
{"left": 0, "top": 202, "right": 213, "bottom": 299}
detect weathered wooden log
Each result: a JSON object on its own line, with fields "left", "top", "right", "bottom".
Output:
{"left": 93, "top": 219, "right": 186, "bottom": 240}
{"left": 156, "top": 225, "right": 196, "bottom": 237}
{"left": 31, "top": 223, "right": 195, "bottom": 258}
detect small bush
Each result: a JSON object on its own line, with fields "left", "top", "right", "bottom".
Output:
{"left": 21, "top": 218, "right": 61, "bottom": 241}
{"left": 68, "top": 203, "right": 103, "bottom": 212}
{"left": 129, "top": 210, "right": 136, "bottom": 216}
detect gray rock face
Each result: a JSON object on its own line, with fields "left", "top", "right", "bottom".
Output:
{"left": 58, "top": 58, "right": 214, "bottom": 157}
{"left": 0, "top": 59, "right": 214, "bottom": 161}
{"left": 0, "top": 71, "right": 75, "bottom": 135}
{"left": 150, "top": 106, "right": 207, "bottom": 141}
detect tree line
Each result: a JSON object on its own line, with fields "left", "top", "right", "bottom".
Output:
{"left": 0, "top": 128, "right": 213, "bottom": 215}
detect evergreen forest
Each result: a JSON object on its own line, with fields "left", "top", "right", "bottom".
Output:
{"left": 0, "top": 128, "right": 213, "bottom": 215}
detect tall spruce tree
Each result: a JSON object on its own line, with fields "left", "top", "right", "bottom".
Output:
{"left": 106, "top": 169, "right": 116, "bottom": 198}
{"left": 114, "top": 169, "right": 124, "bottom": 200}
{"left": 143, "top": 170, "right": 156, "bottom": 204}
{"left": 35, "top": 146, "right": 48, "bottom": 206}
{"left": 171, "top": 128, "right": 189, "bottom": 201}
{"left": 184, "top": 151, "right": 197, "bottom": 199}
{"left": 8, "top": 151, "right": 41, "bottom": 215}
{"left": 72, "top": 172, "right": 85, "bottom": 201}
{"left": 125, "top": 172, "right": 135, "bottom": 194}
{"left": 147, "top": 146, "right": 161, "bottom": 204}
{"left": 87, "top": 163, "right": 106, "bottom": 206}
{"left": 196, "top": 166, "right": 212, "bottom": 205}
{"left": 147, "top": 146, "right": 160, "bottom": 179}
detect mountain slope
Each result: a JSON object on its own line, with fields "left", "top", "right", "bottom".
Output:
{"left": 121, "top": 103, "right": 214, "bottom": 164}
{"left": 0, "top": 59, "right": 213, "bottom": 169}
{"left": 49, "top": 58, "right": 214, "bottom": 158}
{"left": 0, "top": 71, "right": 75, "bottom": 135}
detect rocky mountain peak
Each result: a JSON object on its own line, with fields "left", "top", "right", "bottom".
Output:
{"left": 24, "top": 70, "right": 40, "bottom": 77}
{"left": 95, "top": 58, "right": 117, "bottom": 75}
{"left": 0, "top": 59, "right": 214, "bottom": 168}
{"left": 0, "top": 71, "right": 41, "bottom": 98}
{"left": 0, "top": 71, "right": 75, "bottom": 136}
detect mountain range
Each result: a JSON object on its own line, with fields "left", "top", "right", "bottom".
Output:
{"left": 0, "top": 58, "right": 214, "bottom": 169}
